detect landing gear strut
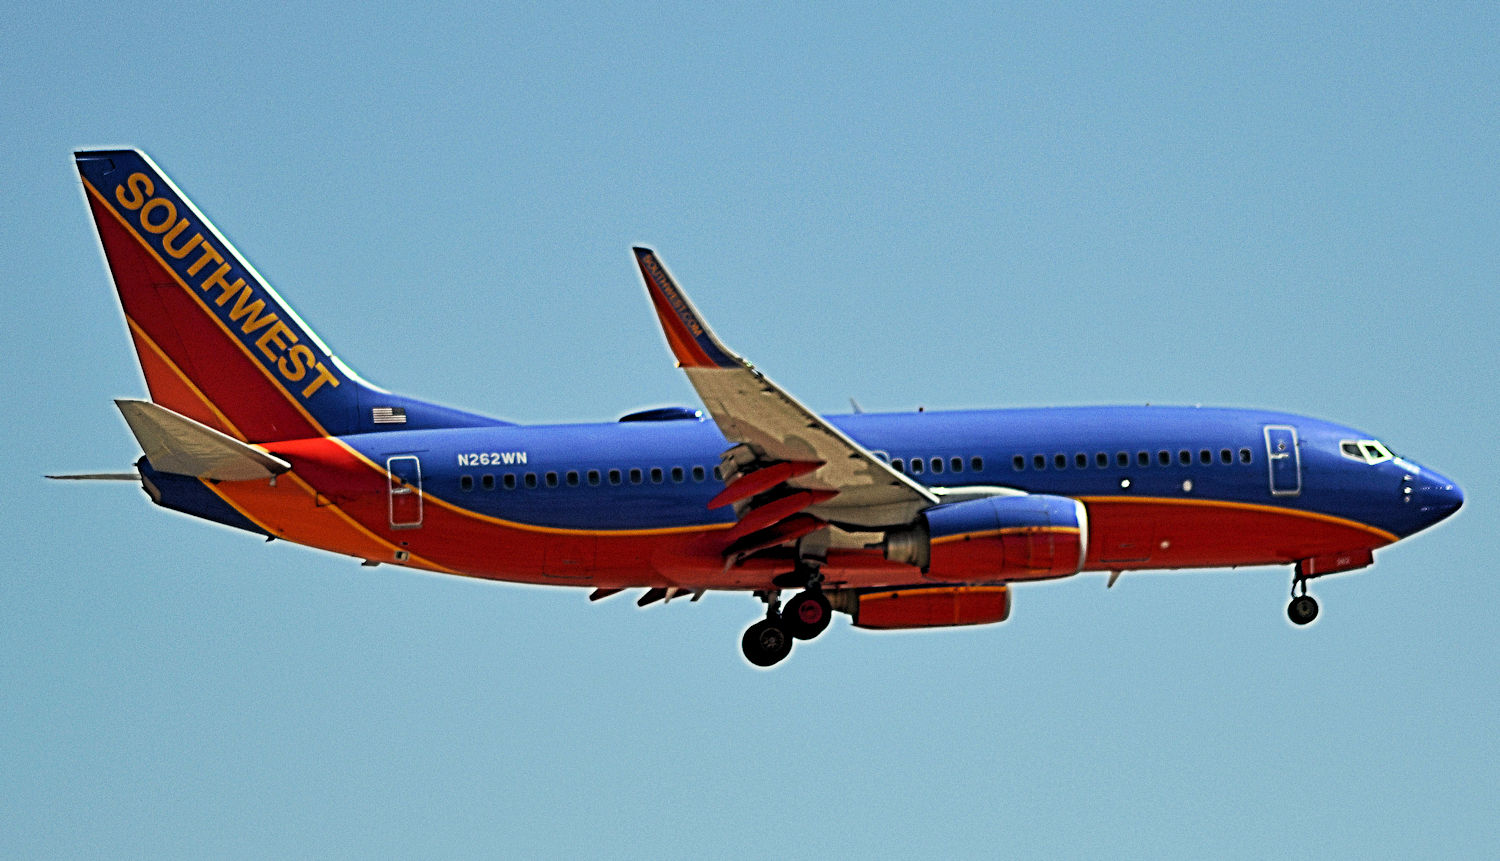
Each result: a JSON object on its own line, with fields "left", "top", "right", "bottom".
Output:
{"left": 1287, "top": 576, "right": 1319, "bottom": 626}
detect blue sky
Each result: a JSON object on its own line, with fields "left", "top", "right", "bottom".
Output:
{"left": 3, "top": 3, "right": 1495, "bottom": 857}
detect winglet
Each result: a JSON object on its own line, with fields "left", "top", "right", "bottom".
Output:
{"left": 115, "top": 399, "right": 291, "bottom": 481}
{"left": 632, "top": 247, "right": 740, "bottom": 368}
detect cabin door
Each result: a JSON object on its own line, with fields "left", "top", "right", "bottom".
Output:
{"left": 1263, "top": 426, "right": 1302, "bottom": 497}
{"left": 387, "top": 455, "right": 424, "bottom": 528}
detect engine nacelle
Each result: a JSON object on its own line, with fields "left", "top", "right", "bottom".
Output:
{"left": 829, "top": 585, "right": 1011, "bottom": 629}
{"left": 883, "top": 494, "right": 1088, "bottom": 582}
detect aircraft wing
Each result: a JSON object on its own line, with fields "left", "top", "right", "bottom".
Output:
{"left": 633, "top": 248, "right": 936, "bottom": 548}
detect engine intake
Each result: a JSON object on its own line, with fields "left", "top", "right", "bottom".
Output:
{"left": 883, "top": 494, "right": 1088, "bottom": 582}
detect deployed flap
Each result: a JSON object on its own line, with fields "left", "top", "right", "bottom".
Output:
{"left": 115, "top": 399, "right": 291, "bottom": 481}
{"left": 633, "top": 248, "right": 936, "bottom": 531}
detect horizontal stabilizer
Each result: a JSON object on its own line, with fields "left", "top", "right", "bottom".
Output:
{"left": 115, "top": 399, "right": 291, "bottom": 481}
{"left": 46, "top": 472, "right": 138, "bottom": 481}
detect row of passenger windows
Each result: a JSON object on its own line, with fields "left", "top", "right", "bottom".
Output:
{"left": 459, "top": 464, "right": 710, "bottom": 492}
{"left": 890, "top": 456, "right": 984, "bottom": 475}
{"left": 1011, "top": 447, "right": 1254, "bottom": 471}
{"left": 460, "top": 445, "right": 1256, "bottom": 490}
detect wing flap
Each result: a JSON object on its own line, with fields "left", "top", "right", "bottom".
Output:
{"left": 115, "top": 399, "right": 291, "bottom": 481}
{"left": 634, "top": 247, "right": 935, "bottom": 539}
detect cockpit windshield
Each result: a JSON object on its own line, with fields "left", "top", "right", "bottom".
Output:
{"left": 1339, "top": 439, "right": 1394, "bottom": 465}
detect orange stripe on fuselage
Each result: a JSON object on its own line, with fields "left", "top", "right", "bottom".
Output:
{"left": 207, "top": 471, "right": 456, "bottom": 574}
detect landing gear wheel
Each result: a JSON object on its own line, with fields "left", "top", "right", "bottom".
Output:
{"left": 741, "top": 618, "right": 793, "bottom": 667}
{"left": 1288, "top": 594, "right": 1319, "bottom": 626}
{"left": 783, "top": 590, "right": 832, "bottom": 641}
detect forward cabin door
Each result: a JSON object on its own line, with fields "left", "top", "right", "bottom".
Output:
{"left": 387, "top": 455, "right": 424, "bottom": 528}
{"left": 1263, "top": 425, "right": 1302, "bottom": 497}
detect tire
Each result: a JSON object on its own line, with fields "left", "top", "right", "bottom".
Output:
{"left": 1287, "top": 594, "right": 1319, "bottom": 626}
{"left": 741, "top": 619, "right": 793, "bottom": 667}
{"left": 783, "top": 590, "right": 833, "bottom": 641}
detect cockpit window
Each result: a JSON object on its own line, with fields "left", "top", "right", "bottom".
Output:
{"left": 1340, "top": 439, "right": 1394, "bottom": 465}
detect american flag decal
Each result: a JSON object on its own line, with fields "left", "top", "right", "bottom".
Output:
{"left": 372, "top": 406, "right": 407, "bottom": 425}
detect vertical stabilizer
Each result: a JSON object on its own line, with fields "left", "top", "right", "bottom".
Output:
{"left": 74, "top": 150, "right": 505, "bottom": 441}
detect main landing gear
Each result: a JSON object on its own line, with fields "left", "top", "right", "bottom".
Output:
{"left": 1287, "top": 575, "right": 1319, "bottom": 626}
{"left": 740, "top": 585, "right": 834, "bottom": 667}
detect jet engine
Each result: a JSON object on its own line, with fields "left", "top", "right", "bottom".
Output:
{"left": 882, "top": 494, "right": 1088, "bottom": 582}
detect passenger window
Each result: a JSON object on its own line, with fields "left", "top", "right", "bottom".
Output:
{"left": 609, "top": 469, "right": 622, "bottom": 485}
{"left": 671, "top": 466, "right": 684, "bottom": 482}
{"left": 1178, "top": 450, "right": 1191, "bottom": 465}
{"left": 971, "top": 456, "right": 983, "bottom": 471}
{"left": 1239, "top": 448, "right": 1252, "bottom": 464}
{"left": 587, "top": 469, "right": 601, "bottom": 486}
{"left": 893, "top": 458, "right": 905, "bottom": 473}
{"left": 1075, "top": 453, "right": 1087, "bottom": 469}
{"left": 1054, "top": 454, "right": 1067, "bottom": 469}
{"left": 1013, "top": 455, "right": 1025, "bottom": 471}
{"left": 1220, "top": 448, "right": 1232, "bottom": 464}
{"left": 524, "top": 473, "right": 538, "bottom": 489}
{"left": 951, "top": 456, "right": 963, "bottom": 473}
{"left": 482, "top": 474, "right": 495, "bottom": 490}
{"left": 931, "top": 457, "right": 944, "bottom": 474}
{"left": 692, "top": 465, "right": 706, "bottom": 481}
{"left": 1096, "top": 452, "right": 1108, "bottom": 468}
{"left": 545, "top": 472, "right": 559, "bottom": 488}
{"left": 650, "top": 467, "right": 663, "bottom": 483}
{"left": 566, "top": 471, "right": 580, "bottom": 487}
{"left": 460, "top": 475, "right": 473, "bottom": 492}
{"left": 1138, "top": 451, "right": 1149, "bottom": 467}
{"left": 629, "top": 468, "right": 643, "bottom": 484}
{"left": 911, "top": 458, "right": 924, "bottom": 474}
{"left": 1158, "top": 450, "right": 1170, "bottom": 466}
{"left": 1199, "top": 450, "right": 1211, "bottom": 464}
{"left": 1117, "top": 452, "right": 1130, "bottom": 467}
{"left": 503, "top": 473, "right": 517, "bottom": 490}
{"left": 1033, "top": 454, "right": 1046, "bottom": 470}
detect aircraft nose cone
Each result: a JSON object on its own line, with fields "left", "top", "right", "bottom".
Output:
{"left": 1418, "top": 472, "right": 1464, "bottom": 521}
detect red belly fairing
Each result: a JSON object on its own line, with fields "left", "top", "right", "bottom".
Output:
{"left": 1078, "top": 496, "right": 1394, "bottom": 571}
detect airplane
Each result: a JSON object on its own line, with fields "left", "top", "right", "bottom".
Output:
{"left": 58, "top": 148, "right": 1464, "bottom": 667}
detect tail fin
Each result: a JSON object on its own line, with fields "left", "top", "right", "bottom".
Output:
{"left": 75, "top": 150, "right": 503, "bottom": 442}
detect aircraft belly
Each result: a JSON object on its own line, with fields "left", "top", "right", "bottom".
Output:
{"left": 1081, "top": 497, "right": 1394, "bottom": 571}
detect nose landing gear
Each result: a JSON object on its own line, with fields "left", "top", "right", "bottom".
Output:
{"left": 1287, "top": 576, "right": 1319, "bottom": 626}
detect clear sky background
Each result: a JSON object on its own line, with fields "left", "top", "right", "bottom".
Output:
{"left": 3, "top": 3, "right": 1496, "bottom": 857}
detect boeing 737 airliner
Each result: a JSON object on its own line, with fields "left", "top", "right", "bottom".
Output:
{"left": 58, "top": 149, "right": 1463, "bottom": 667}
